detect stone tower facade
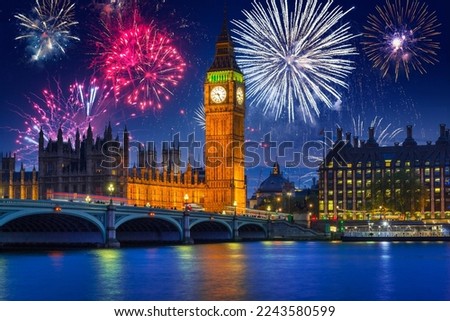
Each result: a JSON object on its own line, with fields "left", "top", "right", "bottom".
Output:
{"left": 204, "top": 19, "right": 246, "bottom": 213}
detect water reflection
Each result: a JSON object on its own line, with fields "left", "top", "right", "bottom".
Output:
{"left": 1, "top": 242, "right": 450, "bottom": 300}
{"left": 198, "top": 243, "right": 247, "bottom": 300}
{"left": 375, "top": 242, "right": 394, "bottom": 300}
{"left": 173, "top": 243, "right": 248, "bottom": 300}
{"left": 94, "top": 249, "right": 123, "bottom": 300}
{"left": 0, "top": 257, "right": 7, "bottom": 300}
{"left": 48, "top": 251, "right": 64, "bottom": 271}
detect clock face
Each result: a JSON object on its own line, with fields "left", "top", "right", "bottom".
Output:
{"left": 236, "top": 87, "right": 244, "bottom": 105}
{"left": 210, "top": 86, "right": 227, "bottom": 103}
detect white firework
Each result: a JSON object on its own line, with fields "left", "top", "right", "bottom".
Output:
{"left": 350, "top": 115, "right": 403, "bottom": 146}
{"left": 232, "top": 0, "right": 358, "bottom": 123}
{"left": 193, "top": 104, "right": 205, "bottom": 130}
{"left": 15, "top": 0, "right": 80, "bottom": 61}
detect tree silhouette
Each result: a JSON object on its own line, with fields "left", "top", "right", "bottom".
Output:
{"left": 372, "top": 168, "right": 426, "bottom": 218}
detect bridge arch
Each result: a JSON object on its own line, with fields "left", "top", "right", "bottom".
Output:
{"left": 190, "top": 218, "right": 233, "bottom": 242}
{"left": 115, "top": 214, "right": 182, "bottom": 244}
{"left": 237, "top": 222, "right": 267, "bottom": 239}
{"left": 0, "top": 209, "right": 106, "bottom": 245}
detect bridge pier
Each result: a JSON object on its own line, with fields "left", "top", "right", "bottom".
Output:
{"left": 105, "top": 203, "right": 120, "bottom": 248}
{"left": 233, "top": 216, "right": 240, "bottom": 241}
{"left": 267, "top": 219, "right": 273, "bottom": 240}
{"left": 183, "top": 212, "right": 193, "bottom": 244}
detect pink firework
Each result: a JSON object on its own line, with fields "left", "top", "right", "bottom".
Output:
{"left": 104, "top": 23, "right": 186, "bottom": 110}
{"left": 90, "top": 5, "right": 186, "bottom": 112}
{"left": 11, "top": 78, "right": 115, "bottom": 164}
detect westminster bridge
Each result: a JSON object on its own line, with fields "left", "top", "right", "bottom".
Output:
{"left": 0, "top": 199, "right": 321, "bottom": 248}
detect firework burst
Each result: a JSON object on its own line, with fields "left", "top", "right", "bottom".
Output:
{"left": 10, "top": 78, "right": 114, "bottom": 164}
{"left": 363, "top": 0, "right": 441, "bottom": 81}
{"left": 106, "top": 24, "right": 185, "bottom": 110}
{"left": 91, "top": 9, "right": 186, "bottom": 111}
{"left": 14, "top": 0, "right": 80, "bottom": 62}
{"left": 232, "top": 0, "right": 357, "bottom": 123}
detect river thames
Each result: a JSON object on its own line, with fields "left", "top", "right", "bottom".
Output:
{"left": 1, "top": 241, "right": 450, "bottom": 301}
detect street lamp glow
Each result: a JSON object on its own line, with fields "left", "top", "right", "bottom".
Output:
{"left": 107, "top": 183, "right": 115, "bottom": 204}
{"left": 183, "top": 193, "right": 189, "bottom": 216}
{"left": 108, "top": 183, "right": 115, "bottom": 195}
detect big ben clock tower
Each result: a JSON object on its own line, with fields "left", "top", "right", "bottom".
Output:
{"left": 204, "top": 18, "right": 246, "bottom": 213}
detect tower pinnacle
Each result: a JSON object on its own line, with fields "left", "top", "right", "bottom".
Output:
{"left": 208, "top": 14, "right": 241, "bottom": 73}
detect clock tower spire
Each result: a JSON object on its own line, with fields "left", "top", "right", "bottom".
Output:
{"left": 208, "top": 13, "right": 241, "bottom": 73}
{"left": 204, "top": 16, "right": 246, "bottom": 213}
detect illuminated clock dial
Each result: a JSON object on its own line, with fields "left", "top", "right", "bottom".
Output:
{"left": 210, "top": 86, "right": 227, "bottom": 103}
{"left": 236, "top": 87, "right": 244, "bottom": 105}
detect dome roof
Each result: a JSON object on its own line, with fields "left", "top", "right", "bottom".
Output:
{"left": 257, "top": 163, "right": 293, "bottom": 194}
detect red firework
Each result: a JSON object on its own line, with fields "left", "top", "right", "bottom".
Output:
{"left": 104, "top": 23, "right": 186, "bottom": 110}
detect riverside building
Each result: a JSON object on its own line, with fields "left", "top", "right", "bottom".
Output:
{"left": 319, "top": 124, "right": 450, "bottom": 221}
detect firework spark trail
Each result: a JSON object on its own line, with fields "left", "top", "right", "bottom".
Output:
{"left": 232, "top": 0, "right": 358, "bottom": 123}
{"left": 363, "top": 0, "right": 440, "bottom": 81}
{"left": 347, "top": 115, "right": 403, "bottom": 146}
{"left": 9, "top": 78, "right": 115, "bottom": 164}
{"left": 72, "top": 78, "right": 113, "bottom": 118}
{"left": 15, "top": 0, "right": 80, "bottom": 61}
{"left": 193, "top": 104, "right": 205, "bottom": 130}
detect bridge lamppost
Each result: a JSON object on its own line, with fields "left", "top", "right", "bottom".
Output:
{"left": 267, "top": 205, "right": 272, "bottom": 239}
{"left": 183, "top": 193, "right": 192, "bottom": 244}
{"left": 232, "top": 200, "right": 238, "bottom": 241}
{"left": 183, "top": 193, "right": 189, "bottom": 216}
{"left": 108, "top": 183, "right": 115, "bottom": 205}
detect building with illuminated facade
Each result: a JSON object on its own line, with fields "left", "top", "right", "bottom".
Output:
{"left": 0, "top": 153, "right": 38, "bottom": 200}
{"left": 35, "top": 19, "right": 247, "bottom": 213}
{"left": 319, "top": 124, "right": 450, "bottom": 221}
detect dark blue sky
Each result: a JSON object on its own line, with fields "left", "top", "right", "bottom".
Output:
{"left": 0, "top": 0, "right": 449, "bottom": 194}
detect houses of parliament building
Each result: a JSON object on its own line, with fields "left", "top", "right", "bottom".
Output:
{"left": 0, "top": 20, "right": 247, "bottom": 213}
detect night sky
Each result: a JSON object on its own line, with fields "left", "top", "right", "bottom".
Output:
{"left": 0, "top": 0, "right": 449, "bottom": 196}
